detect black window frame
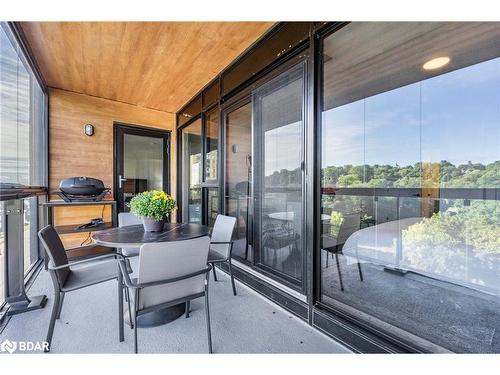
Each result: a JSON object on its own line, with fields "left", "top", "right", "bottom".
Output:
{"left": 0, "top": 21, "right": 49, "bottom": 317}
{"left": 219, "top": 48, "right": 311, "bottom": 293}
{"left": 313, "top": 21, "right": 500, "bottom": 353}
{"left": 312, "top": 21, "right": 429, "bottom": 353}
{"left": 177, "top": 101, "right": 222, "bottom": 226}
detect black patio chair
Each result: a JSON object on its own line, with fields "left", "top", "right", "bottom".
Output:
{"left": 321, "top": 213, "right": 363, "bottom": 291}
{"left": 262, "top": 214, "right": 300, "bottom": 268}
{"left": 38, "top": 225, "right": 132, "bottom": 352}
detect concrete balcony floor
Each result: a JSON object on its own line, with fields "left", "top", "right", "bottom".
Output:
{"left": 1, "top": 259, "right": 350, "bottom": 354}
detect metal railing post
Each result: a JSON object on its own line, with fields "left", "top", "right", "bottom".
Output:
{"left": 3, "top": 199, "right": 47, "bottom": 317}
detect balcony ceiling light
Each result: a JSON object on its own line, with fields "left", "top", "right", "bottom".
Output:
{"left": 423, "top": 56, "right": 450, "bottom": 70}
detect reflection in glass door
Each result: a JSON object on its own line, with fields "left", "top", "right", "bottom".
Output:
{"left": 180, "top": 108, "right": 220, "bottom": 227}
{"left": 181, "top": 119, "right": 202, "bottom": 223}
{"left": 201, "top": 108, "right": 219, "bottom": 227}
{"left": 204, "top": 109, "right": 218, "bottom": 183}
{"left": 224, "top": 102, "right": 253, "bottom": 261}
{"left": 253, "top": 63, "right": 305, "bottom": 285}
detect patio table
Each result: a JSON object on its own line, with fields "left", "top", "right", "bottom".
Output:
{"left": 92, "top": 223, "right": 210, "bottom": 328}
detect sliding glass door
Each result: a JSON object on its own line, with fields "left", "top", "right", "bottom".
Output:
{"left": 222, "top": 61, "right": 307, "bottom": 289}
{"left": 253, "top": 63, "right": 306, "bottom": 286}
{"left": 224, "top": 101, "right": 253, "bottom": 261}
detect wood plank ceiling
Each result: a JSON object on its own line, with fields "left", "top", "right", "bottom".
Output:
{"left": 20, "top": 22, "right": 274, "bottom": 113}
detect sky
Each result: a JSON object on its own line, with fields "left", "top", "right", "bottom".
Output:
{"left": 262, "top": 56, "right": 500, "bottom": 175}
{"left": 322, "top": 57, "right": 500, "bottom": 168}
{"left": 264, "top": 121, "right": 302, "bottom": 176}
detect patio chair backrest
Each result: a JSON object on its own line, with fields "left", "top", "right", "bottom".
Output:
{"left": 137, "top": 236, "right": 210, "bottom": 310}
{"left": 235, "top": 181, "right": 250, "bottom": 197}
{"left": 38, "top": 225, "right": 70, "bottom": 286}
{"left": 210, "top": 214, "right": 236, "bottom": 258}
{"left": 118, "top": 212, "right": 143, "bottom": 256}
{"left": 337, "top": 213, "right": 361, "bottom": 245}
{"left": 118, "top": 212, "right": 142, "bottom": 227}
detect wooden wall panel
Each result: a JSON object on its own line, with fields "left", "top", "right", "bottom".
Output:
{"left": 49, "top": 88, "right": 176, "bottom": 247}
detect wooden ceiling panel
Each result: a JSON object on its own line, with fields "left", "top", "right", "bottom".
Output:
{"left": 20, "top": 22, "right": 274, "bottom": 113}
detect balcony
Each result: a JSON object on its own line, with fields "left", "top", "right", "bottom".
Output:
{"left": 2, "top": 258, "right": 348, "bottom": 353}
{"left": 1, "top": 17, "right": 500, "bottom": 360}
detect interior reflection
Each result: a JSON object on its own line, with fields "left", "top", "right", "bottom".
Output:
{"left": 123, "top": 134, "right": 164, "bottom": 210}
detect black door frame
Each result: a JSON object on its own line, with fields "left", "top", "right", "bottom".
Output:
{"left": 113, "top": 123, "right": 171, "bottom": 213}
{"left": 220, "top": 95, "right": 253, "bottom": 258}
{"left": 177, "top": 103, "right": 222, "bottom": 226}
{"left": 200, "top": 105, "right": 221, "bottom": 226}
{"left": 220, "top": 49, "right": 310, "bottom": 293}
{"left": 176, "top": 114, "right": 202, "bottom": 223}
{"left": 252, "top": 60, "right": 308, "bottom": 289}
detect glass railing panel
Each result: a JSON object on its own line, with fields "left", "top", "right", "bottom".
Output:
{"left": 320, "top": 192, "right": 500, "bottom": 352}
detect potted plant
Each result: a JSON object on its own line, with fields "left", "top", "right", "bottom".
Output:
{"left": 128, "top": 190, "right": 176, "bottom": 232}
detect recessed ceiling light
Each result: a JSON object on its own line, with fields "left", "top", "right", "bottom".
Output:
{"left": 423, "top": 56, "right": 450, "bottom": 70}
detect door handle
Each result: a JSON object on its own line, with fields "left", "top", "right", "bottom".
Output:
{"left": 118, "top": 175, "right": 127, "bottom": 189}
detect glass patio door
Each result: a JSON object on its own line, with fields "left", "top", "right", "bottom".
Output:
{"left": 224, "top": 101, "right": 253, "bottom": 261}
{"left": 114, "top": 124, "right": 170, "bottom": 213}
{"left": 201, "top": 108, "right": 220, "bottom": 227}
{"left": 253, "top": 63, "right": 306, "bottom": 286}
{"left": 180, "top": 108, "right": 220, "bottom": 227}
{"left": 181, "top": 119, "right": 203, "bottom": 223}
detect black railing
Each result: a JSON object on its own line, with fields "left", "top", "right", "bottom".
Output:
{"left": 0, "top": 185, "right": 48, "bottom": 320}
{"left": 321, "top": 187, "right": 500, "bottom": 201}
{"left": 0, "top": 183, "right": 47, "bottom": 201}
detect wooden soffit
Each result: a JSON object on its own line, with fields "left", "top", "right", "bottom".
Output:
{"left": 20, "top": 22, "right": 274, "bottom": 113}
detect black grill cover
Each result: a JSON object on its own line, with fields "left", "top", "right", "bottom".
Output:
{"left": 59, "top": 177, "right": 106, "bottom": 196}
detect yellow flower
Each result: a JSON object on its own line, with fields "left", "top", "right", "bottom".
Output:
{"left": 152, "top": 190, "right": 171, "bottom": 202}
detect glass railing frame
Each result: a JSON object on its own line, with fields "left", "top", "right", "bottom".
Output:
{"left": 0, "top": 188, "right": 48, "bottom": 320}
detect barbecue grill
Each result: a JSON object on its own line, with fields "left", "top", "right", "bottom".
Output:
{"left": 54, "top": 177, "right": 110, "bottom": 202}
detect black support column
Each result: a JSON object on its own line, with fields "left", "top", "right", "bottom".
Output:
{"left": 3, "top": 199, "right": 47, "bottom": 317}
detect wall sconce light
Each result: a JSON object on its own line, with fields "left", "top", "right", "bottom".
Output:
{"left": 232, "top": 144, "right": 238, "bottom": 153}
{"left": 84, "top": 124, "right": 94, "bottom": 136}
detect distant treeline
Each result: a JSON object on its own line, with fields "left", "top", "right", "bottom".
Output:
{"left": 321, "top": 160, "right": 500, "bottom": 189}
